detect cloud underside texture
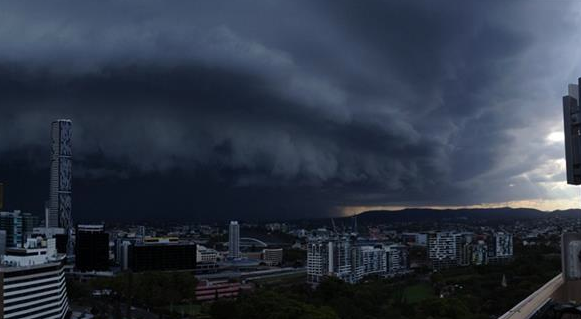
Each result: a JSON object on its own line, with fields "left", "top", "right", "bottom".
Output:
{"left": 0, "top": 0, "right": 578, "bottom": 220}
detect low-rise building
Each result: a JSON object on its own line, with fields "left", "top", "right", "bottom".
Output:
{"left": 262, "top": 248, "right": 283, "bottom": 266}
{"left": 197, "top": 245, "right": 220, "bottom": 263}
{"left": 128, "top": 237, "right": 196, "bottom": 272}
{"left": 195, "top": 280, "right": 252, "bottom": 302}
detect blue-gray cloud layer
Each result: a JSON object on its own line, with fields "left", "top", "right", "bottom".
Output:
{"left": 0, "top": 0, "right": 578, "bottom": 221}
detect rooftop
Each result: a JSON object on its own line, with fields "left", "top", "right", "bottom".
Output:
{"left": 499, "top": 270, "right": 581, "bottom": 317}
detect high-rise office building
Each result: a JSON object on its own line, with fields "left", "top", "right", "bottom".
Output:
{"left": 49, "top": 119, "right": 73, "bottom": 256}
{"left": 75, "top": 224, "right": 110, "bottom": 272}
{"left": 0, "top": 211, "right": 35, "bottom": 248}
{"left": 229, "top": 221, "right": 240, "bottom": 259}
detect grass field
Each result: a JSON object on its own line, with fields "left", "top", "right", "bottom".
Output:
{"left": 168, "top": 304, "right": 201, "bottom": 316}
{"left": 403, "top": 283, "right": 434, "bottom": 303}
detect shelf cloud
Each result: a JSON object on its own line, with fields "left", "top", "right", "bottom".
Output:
{"left": 1, "top": 0, "right": 580, "bottom": 221}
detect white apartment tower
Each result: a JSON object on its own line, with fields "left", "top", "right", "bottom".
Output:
{"left": 428, "top": 232, "right": 457, "bottom": 269}
{"left": 307, "top": 238, "right": 407, "bottom": 284}
{"left": 229, "top": 221, "right": 240, "bottom": 259}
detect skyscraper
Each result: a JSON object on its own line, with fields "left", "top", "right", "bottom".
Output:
{"left": 229, "top": 221, "right": 240, "bottom": 259}
{"left": 0, "top": 183, "right": 3, "bottom": 210}
{"left": 49, "top": 119, "right": 73, "bottom": 256}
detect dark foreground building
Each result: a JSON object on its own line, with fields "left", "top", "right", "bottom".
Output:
{"left": 128, "top": 238, "right": 196, "bottom": 272}
{"left": 75, "top": 224, "right": 110, "bottom": 272}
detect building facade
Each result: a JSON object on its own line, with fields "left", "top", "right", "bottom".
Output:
{"left": 0, "top": 211, "right": 38, "bottom": 248}
{"left": 75, "top": 225, "right": 110, "bottom": 272}
{"left": 307, "top": 238, "right": 409, "bottom": 284}
{"left": 454, "top": 232, "right": 474, "bottom": 267}
{"left": 262, "top": 248, "right": 283, "bottom": 266}
{"left": 307, "top": 240, "right": 329, "bottom": 284}
{"left": 494, "top": 232, "right": 514, "bottom": 259}
{"left": 0, "top": 238, "right": 69, "bottom": 319}
{"left": 428, "top": 232, "right": 457, "bottom": 270}
{"left": 197, "top": 245, "right": 220, "bottom": 264}
{"left": 471, "top": 240, "right": 488, "bottom": 265}
{"left": 128, "top": 239, "right": 196, "bottom": 272}
{"left": 361, "top": 246, "right": 387, "bottom": 276}
{"left": 49, "top": 120, "right": 73, "bottom": 257}
{"left": 229, "top": 221, "right": 240, "bottom": 259}
{"left": 386, "top": 244, "right": 409, "bottom": 273}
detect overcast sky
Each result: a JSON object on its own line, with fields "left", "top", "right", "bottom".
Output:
{"left": 1, "top": 0, "right": 581, "bottom": 222}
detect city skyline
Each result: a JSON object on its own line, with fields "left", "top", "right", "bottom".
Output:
{"left": 1, "top": 2, "right": 578, "bottom": 318}
{"left": 1, "top": 0, "right": 580, "bottom": 222}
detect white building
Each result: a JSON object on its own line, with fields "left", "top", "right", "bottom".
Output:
{"left": 307, "top": 240, "right": 329, "bottom": 283}
{"left": 307, "top": 238, "right": 408, "bottom": 284}
{"left": 361, "top": 246, "right": 387, "bottom": 276}
{"left": 307, "top": 239, "right": 354, "bottom": 283}
{"left": 228, "top": 221, "right": 240, "bottom": 259}
{"left": 197, "top": 245, "right": 220, "bottom": 263}
{"left": 494, "top": 232, "right": 513, "bottom": 258}
{"left": 0, "top": 237, "right": 69, "bottom": 319}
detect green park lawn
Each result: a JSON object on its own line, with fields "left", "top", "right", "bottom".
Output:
{"left": 403, "top": 283, "right": 434, "bottom": 303}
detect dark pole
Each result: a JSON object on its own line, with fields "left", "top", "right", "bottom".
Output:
{"left": 126, "top": 271, "right": 133, "bottom": 319}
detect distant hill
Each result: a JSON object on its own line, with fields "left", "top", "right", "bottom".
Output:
{"left": 346, "top": 207, "right": 581, "bottom": 225}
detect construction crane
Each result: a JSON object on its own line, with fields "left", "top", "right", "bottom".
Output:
{"left": 331, "top": 218, "right": 337, "bottom": 234}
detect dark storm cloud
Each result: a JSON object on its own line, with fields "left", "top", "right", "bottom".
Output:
{"left": 0, "top": 0, "right": 578, "bottom": 220}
